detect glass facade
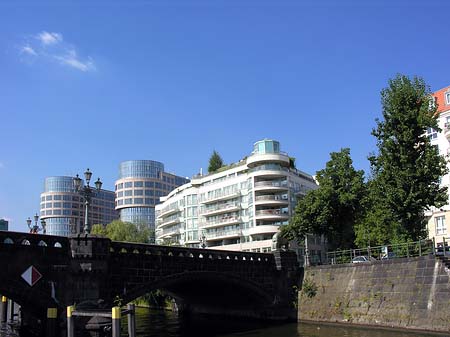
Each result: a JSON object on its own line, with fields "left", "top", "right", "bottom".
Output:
{"left": 115, "top": 160, "right": 189, "bottom": 243}
{"left": 41, "top": 176, "right": 119, "bottom": 236}
{"left": 0, "top": 219, "right": 8, "bottom": 231}
{"left": 119, "top": 160, "right": 164, "bottom": 179}
{"left": 120, "top": 207, "right": 155, "bottom": 228}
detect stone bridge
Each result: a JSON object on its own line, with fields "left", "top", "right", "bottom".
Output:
{"left": 0, "top": 231, "right": 300, "bottom": 332}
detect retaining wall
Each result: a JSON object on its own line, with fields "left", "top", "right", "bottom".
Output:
{"left": 298, "top": 255, "right": 450, "bottom": 332}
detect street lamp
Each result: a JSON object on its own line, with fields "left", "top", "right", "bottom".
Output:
{"left": 27, "top": 213, "right": 46, "bottom": 234}
{"left": 73, "top": 168, "right": 102, "bottom": 235}
{"left": 200, "top": 233, "right": 207, "bottom": 249}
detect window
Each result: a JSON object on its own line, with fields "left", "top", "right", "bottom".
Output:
{"left": 125, "top": 182, "right": 132, "bottom": 188}
{"left": 145, "top": 181, "right": 154, "bottom": 188}
{"left": 436, "top": 216, "right": 446, "bottom": 235}
{"left": 125, "top": 198, "right": 132, "bottom": 205}
{"left": 117, "top": 191, "right": 123, "bottom": 197}
{"left": 46, "top": 195, "right": 52, "bottom": 201}
{"left": 125, "top": 190, "right": 132, "bottom": 196}
{"left": 134, "top": 198, "right": 143, "bottom": 204}
{"left": 54, "top": 195, "right": 62, "bottom": 200}
{"left": 134, "top": 190, "right": 143, "bottom": 196}
{"left": 446, "top": 92, "right": 450, "bottom": 105}
{"left": 145, "top": 190, "right": 154, "bottom": 196}
{"left": 427, "top": 127, "right": 438, "bottom": 140}
{"left": 53, "top": 202, "right": 61, "bottom": 208}
{"left": 134, "top": 181, "right": 143, "bottom": 187}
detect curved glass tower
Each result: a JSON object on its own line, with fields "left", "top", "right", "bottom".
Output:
{"left": 115, "top": 160, "right": 189, "bottom": 242}
{"left": 40, "top": 176, "right": 118, "bottom": 236}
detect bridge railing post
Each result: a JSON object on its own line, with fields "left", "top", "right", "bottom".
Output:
{"left": 0, "top": 296, "right": 7, "bottom": 326}
{"left": 127, "top": 303, "right": 136, "bottom": 337}
{"left": 67, "top": 305, "right": 75, "bottom": 337}
{"left": 8, "top": 299, "right": 14, "bottom": 323}
{"left": 112, "top": 306, "right": 121, "bottom": 337}
{"left": 46, "top": 308, "right": 57, "bottom": 337}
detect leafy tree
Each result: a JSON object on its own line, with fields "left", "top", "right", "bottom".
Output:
{"left": 283, "top": 148, "right": 366, "bottom": 250}
{"left": 208, "top": 150, "right": 224, "bottom": 173}
{"left": 91, "top": 220, "right": 152, "bottom": 243}
{"left": 362, "top": 75, "right": 448, "bottom": 243}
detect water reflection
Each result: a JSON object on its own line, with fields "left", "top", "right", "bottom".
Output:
{"left": 133, "top": 308, "right": 444, "bottom": 337}
{"left": 1, "top": 307, "right": 446, "bottom": 337}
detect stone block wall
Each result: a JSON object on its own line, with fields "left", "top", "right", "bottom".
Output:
{"left": 298, "top": 255, "right": 450, "bottom": 332}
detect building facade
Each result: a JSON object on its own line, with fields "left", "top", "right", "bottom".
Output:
{"left": 0, "top": 219, "right": 8, "bottom": 231}
{"left": 427, "top": 86, "right": 450, "bottom": 243}
{"left": 155, "top": 139, "right": 318, "bottom": 253}
{"left": 40, "top": 176, "right": 118, "bottom": 236}
{"left": 114, "top": 160, "right": 189, "bottom": 241}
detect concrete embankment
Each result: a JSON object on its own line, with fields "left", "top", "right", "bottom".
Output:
{"left": 298, "top": 255, "right": 450, "bottom": 333}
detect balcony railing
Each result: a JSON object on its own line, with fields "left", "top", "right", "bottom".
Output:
{"left": 200, "top": 202, "right": 241, "bottom": 216}
{"left": 255, "top": 209, "right": 289, "bottom": 216}
{"left": 200, "top": 216, "right": 241, "bottom": 228}
{"left": 201, "top": 191, "right": 241, "bottom": 204}
{"left": 255, "top": 195, "right": 288, "bottom": 202}
{"left": 205, "top": 228, "right": 242, "bottom": 240}
{"left": 254, "top": 180, "right": 288, "bottom": 188}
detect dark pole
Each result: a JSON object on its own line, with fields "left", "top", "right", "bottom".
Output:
{"left": 8, "top": 299, "right": 14, "bottom": 323}
{"left": 0, "top": 296, "right": 7, "bottom": 325}
{"left": 127, "top": 303, "right": 136, "bottom": 337}
{"left": 112, "top": 307, "right": 121, "bottom": 337}
{"left": 67, "top": 306, "right": 74, "bottom": 337}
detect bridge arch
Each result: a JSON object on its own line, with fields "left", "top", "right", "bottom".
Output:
{"left": 121, "top": 271, "right": 275, "bottom": 317}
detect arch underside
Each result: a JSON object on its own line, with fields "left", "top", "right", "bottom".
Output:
{"left": 120, "top": 271, "right": 275, "bottom": 319}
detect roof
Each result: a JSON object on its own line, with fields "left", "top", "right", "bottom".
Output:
{"left": 433, "top": 85, "right": 450, "bottom": 114}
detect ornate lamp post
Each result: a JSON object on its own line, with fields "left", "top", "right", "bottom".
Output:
{"left": 200, "top": 233, "right": 207, "bottom": 249}
{"left": 73, "top": 168, "right": 102, "bottom": 235}
{"left": 26, "top": 213, "right": 46, "bottom": 234}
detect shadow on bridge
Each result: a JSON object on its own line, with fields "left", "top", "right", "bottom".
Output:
{"left": 0, "top": 231, "right": 301, "bottom": 334}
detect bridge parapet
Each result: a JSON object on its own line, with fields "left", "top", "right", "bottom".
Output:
{"left": 110, "top": 241, "right": 275, "bottom": 263}
{"left": 0, "top": 230, "right": 69, "bottom": 250}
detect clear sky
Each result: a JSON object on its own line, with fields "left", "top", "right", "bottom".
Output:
{"left": 1, "top": 0, "right": 449, "bottom": 232}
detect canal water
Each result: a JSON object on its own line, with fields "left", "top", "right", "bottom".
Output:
{"left": 131, "top": 308, "right": 444, "bottom": 337}
{"left": 0, "top": 307, "right": 445, "bottom": 337}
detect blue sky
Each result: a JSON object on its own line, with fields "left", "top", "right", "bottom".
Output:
{"left": 1, "top": 0, "right": 449, "bottom": 232}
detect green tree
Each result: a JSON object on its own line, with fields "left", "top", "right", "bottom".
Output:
{"left": 91, "top": 220, "right": 152, "bottom": 243}
{"left": 208, "top": 150, "right": 224, "bottom": 173}
{"left": 283, "top": 148, "right": 366, "bottom": 250}
{"left": 362, "top": 74, "right": 448, "bottom": 244}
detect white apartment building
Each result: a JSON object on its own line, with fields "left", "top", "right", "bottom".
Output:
{"left": 155, "top": 139, "right": 318, "bottom": 253}
{"left": 427, "top": 86, "right": 450, "bottom": 243}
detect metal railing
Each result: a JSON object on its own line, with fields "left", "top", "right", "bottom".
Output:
{"left": 325, "top": 239, "right": 434, "bottom": 265}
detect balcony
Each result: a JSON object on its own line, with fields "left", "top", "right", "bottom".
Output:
{"left": 158, "top": 225, "right": 181, "bottom": 239}
{"left": 200, "top": 202, "right": 241, "bottom": 217}
{"left": 255, "top": 209, "right": 289, "bottom": 221}
{"left": 246, "top": 152, "right": 290, "bottom": 168}
{"left": 254, "top": 180, "right": 288, "bottom": 192}
{"left": 205, "top": 228, "right": 242, "bottom": 240}
{"left": 158, "top": 216, "right": 183, "bottom": 229}
{"left": 201, "top": 191, "right": 241, "bottom": 205}
{"left": 158, "top": 205, "right": 182, "bottom": 218}
{"left": 200, "top": 216, "right": 241, "bottom": 229}
{"left": 254, "top": 194, "right": 289, "bottom": 206}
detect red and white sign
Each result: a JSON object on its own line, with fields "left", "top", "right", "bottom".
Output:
{"left": 21, "top": 266, "right": 42, "bottom": 287}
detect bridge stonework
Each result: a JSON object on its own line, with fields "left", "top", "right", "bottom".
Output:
{"left": 0, "top": 231, "right": 300, "bottom": 331}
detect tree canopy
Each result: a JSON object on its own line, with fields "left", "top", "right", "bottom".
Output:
{"left": 208, "top": 150, "right": 224, "bottom": 173}
{"left": 282, "top": 148, "right": 366, "bottom": 250}
{"left": 360, "top": 75, "right": 448, "bottom": 244}
{"left": 92, "top": 220, "right": 152, "bottom": 243}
